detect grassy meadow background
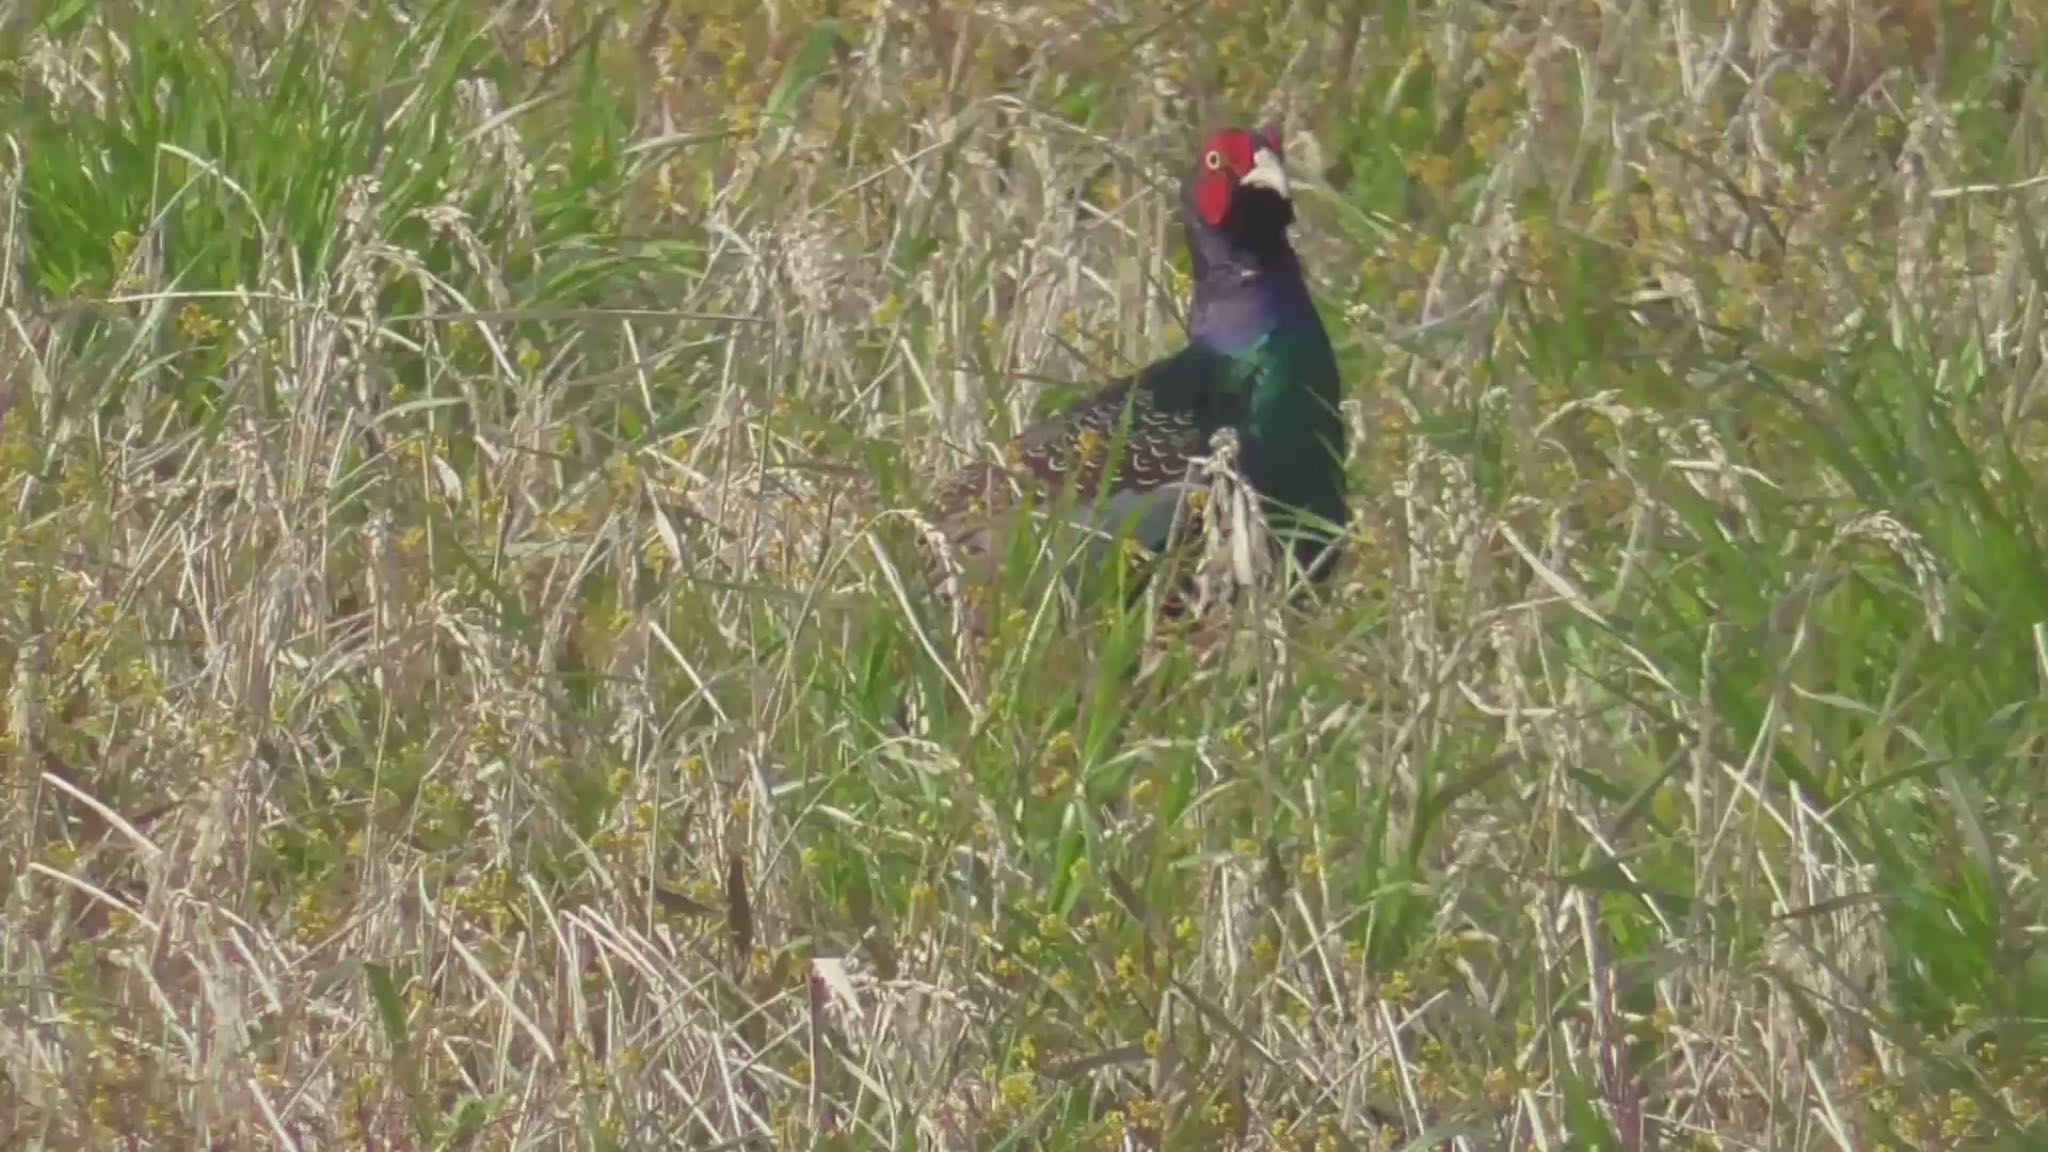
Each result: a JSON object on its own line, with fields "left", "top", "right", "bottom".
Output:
{"left": 3, "top": 0, "right": 2047, "bottom": 1147}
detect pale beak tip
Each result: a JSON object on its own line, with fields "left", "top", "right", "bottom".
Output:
{"left": 1242, "top": 147, "right": 1291, "bottom": 200}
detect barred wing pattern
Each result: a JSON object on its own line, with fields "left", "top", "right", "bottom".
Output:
{"left": 931, "top": 345, "right": 1249, "bottom": 578}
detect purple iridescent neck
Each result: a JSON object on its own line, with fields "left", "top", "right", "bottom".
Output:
{"left": 1183, "top": 206, "right": 1319, "bottom": 355}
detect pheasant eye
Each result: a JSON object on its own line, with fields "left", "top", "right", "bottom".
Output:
{"left": 1204, "top": 150, "right": 1224, "bottom": 171}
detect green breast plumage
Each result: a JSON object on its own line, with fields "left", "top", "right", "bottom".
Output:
{"left": 1234, "top": 326, "right": 1349, "bottom": 561}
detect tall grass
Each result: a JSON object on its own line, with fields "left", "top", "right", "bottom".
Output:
{"left": 1, "top": 0, "right": 2044, "bottom": 1148}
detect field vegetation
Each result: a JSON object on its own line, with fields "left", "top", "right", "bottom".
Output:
{"left": 2, "top": 0, "right": 2046, "bottom": 1148}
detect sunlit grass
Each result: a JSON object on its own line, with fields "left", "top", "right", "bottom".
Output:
{"left": 2, "top": 0, "right": 2046, "bottom": 1148}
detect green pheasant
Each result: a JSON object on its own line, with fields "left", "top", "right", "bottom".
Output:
{"left": 929, "top": 126, "right": 1347, "bottom": 621}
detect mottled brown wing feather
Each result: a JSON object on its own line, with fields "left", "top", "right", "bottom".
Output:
{"left": 1009, "top": 376, "right": 1212, "bottom": 499}
{"left": 926, "top": 346, "right": 1246, "bottom": 612}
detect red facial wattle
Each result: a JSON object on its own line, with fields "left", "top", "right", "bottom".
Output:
{"left": 1195, "top": 133, "right": 1244, "bottom": 227}
{"left": 1194, "top": 171, "right": 1234, "bottom": 228}
{"left": 1191, "top": 128, "right": 1281, "bottom": 229}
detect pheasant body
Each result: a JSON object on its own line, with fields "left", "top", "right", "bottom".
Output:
{"left": 928, "top": 126, "right": 1347, "bottom": 613}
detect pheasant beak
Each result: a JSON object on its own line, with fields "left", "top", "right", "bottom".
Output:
{"left": 1240, "top": 146, "right": 1290, "bottom": 200}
